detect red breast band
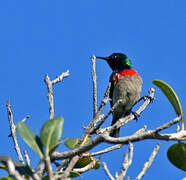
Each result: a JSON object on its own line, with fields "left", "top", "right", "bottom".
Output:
{"left": 114, "top": 69, "right": 139, "bottom": 82}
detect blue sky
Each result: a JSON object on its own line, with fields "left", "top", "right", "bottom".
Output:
{"left": 0, "top": 0, "right": 186, "bottom": 179}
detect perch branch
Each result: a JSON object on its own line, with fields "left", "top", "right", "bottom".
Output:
{"left": 97, "top": 88, "right": 154, "bottom": 135}
{"left": 52, "top": 116, "right": 184, "bottom": 160}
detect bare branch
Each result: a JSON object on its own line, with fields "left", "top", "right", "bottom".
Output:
{"left": 92, "top": 55, "right": 98, "bottom": 117}
{"left": 52, "top": 116, "right": 184, "bottom": 160}
{"left": 103, "top": 162, "right": 115, "bottom": 180}
{"left": 23, "top": 151, "right": 41, "bottom": 180}
{"left": 44, "top": 70, "right": 70, "bottom": 119}
{"left": 82, "top": 144, "right": 124, "bottom": 157}
{"left": 135, "top": 125, "right": 147, "bottom": 135}
{"left": 96, "top": 82, "right": 111, "bottom": 116}
{"left": 118, "top": 143, "right": 133, "bottom": 180}
{"left": 136, "top": 143, "right": 160, "bottom": 180}
{"left": 24, "top": 150, "right": 30, "bottom": 166}
{"left": 88, "top": 83, "right": 111, "bottom": 135}
{"left": 107, "top": 88, "right": 155, "bottom": 134}
{"left": 51, "top": 70, "right": 70, "bottom": 84}
{"left": 0, "top": 156, "right": 24, "bottom": 180}
{"left": 35, "top": 160, "right": 45, "bottom": 177}
{"left": 45, "top": 156, "right": 53, "bottom": 180}
{"left": 7, "top": 100, "right": 24, "bottom": 164}
{"left": 94, "top": 99, "right": 123, "bottom": 134}
{"left": 7, "top": 158, "right": 25, "bottom": 180}
{"left": 56, "top": 159, "right": 69, "bottom": 171}
{"left": 44, "top": 74, "right": 55, "bottom": 119}
{"left": 59, "top": 155, "right": 80, "bottom": 180}
{"left": 21, "top": 115, "right": 30, "bottom": 123}
{"left": 97, "top": 88, "right": 154, "bottom": 135}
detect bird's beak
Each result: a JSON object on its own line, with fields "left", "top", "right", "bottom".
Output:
{"left": 96, "top": 56, "right": 110, "bottom": 61}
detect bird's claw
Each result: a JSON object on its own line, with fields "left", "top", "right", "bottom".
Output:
{"left": 131, "top": 111, "right": 140, "bottom": 121}
{"left": 142, "top": 96, "right": 154, "bottom": 103}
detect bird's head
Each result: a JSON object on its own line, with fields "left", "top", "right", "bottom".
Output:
{"left": 96, "top": 53, "right": 132, "bottom": 72}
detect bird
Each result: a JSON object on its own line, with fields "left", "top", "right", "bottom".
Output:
{"left": 96, "top": 53, "right": 142, "bottom": 137}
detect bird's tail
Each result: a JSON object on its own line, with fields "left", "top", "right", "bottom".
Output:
{"left": 110, "top": 117, "right": 120, "bottom": 137}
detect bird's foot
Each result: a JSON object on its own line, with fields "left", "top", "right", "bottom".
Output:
{"left": 134, "top": 96, "right": 154, "bottom": 107}
{"left": 142, "top": 95, "right": 155, "bottom": 103}
{"left": 131, "top": 111, "right": 140, "bottom": 121}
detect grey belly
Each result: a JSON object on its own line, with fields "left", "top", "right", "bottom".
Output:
{"left": 112, "top": 75, "right": 142, "bottom": 118}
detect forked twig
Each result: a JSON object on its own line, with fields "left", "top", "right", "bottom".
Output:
{"left": 44, "top": 70, "right": 70, "bottom": 119}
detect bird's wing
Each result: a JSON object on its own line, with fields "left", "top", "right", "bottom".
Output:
{"left": 109, "top": 73, "right": 115, "bottom": 107}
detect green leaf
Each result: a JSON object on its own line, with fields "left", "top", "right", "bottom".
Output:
{"left": 65, "top": 138, "right": 79, "bottom": 149}
{"left": 93, "top": 161, "right": 101, "bottom": 169}
{"left": 17, "top": 122, "right": 43, "bottom": 158}
{"left": 153, "top": 79, "right": 182, "bottom": 115}
{"left": 153, "top": 79, "right": 184, "bottom": 130}
{"left": 0, "top": 165, "right": 8, "bottom": 172}
{"left": 15, "top": 163, "right": 33, "bottom": 176}
{"left": 40, "top": 117, "right": 64, "bottom": 156}
{"left": 69, "top": 171, "right": 81, "bottom": 178}
{"left": 0, "top": 177, "right": 14, "bottom": 180}
{"left": 74, "top": 156, "right": 92, "bottom": 168}
{"left": 167, "top": 142, "right": 186, "bottom": 171}
{"left": 74, "top": 153, "right": 100, "bottom": 169}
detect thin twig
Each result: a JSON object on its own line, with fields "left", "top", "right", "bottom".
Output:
{"left": 51, "top": 70, "right": 70, "bottom": 84}
{"left": 88, "top": 82, "right": 111, "bottom": 135}
{"left": 21, "top": 115, "right": 30, "bottom": 123}
{"left": 92, "top": 55, "right": 97, "bottom": 117}
{"left": 56, "top": 159, "right": 69, "bottom": 171}
{"left": 23, "top": 152, "right": 41, "bottom": 180}
{"left": 135, "top": 143, "right": 160, "bottom": 180}
{"left": 60, "top": 155, "right": 80, "bottom": 180}
{"left": 76, "top": 80, "right": 110, "bottom": 147}
{"left": 7, "top": 158, "right": 24, "bottom": 180}
{"left": 96, "top": 82, "right": 111, "bottom": 116}
{"left": 82, "top": 144, "right": 124, "bottom": 157}
{"left": 35, "top": 160, "right": 45, "bottom": 177}
{"left": 94, "top": 99, "right": 123, "bottom": 134}
{"left": 44, "top": 74, "right": 55, "bottom": 119}
{"left": 7, "top": 100, "right": 24, "bottom": 164}
{"left": 118, "top": 142, "right": 133, "bottom": 180}
{"left": 102, "top": 162, "right": 115, "bottom": 180}
{"left": 24, "top": 150, "right": 30, "bottom": 166}
{"left": 135, "top": 125, "right": 147, "bottom": 135}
